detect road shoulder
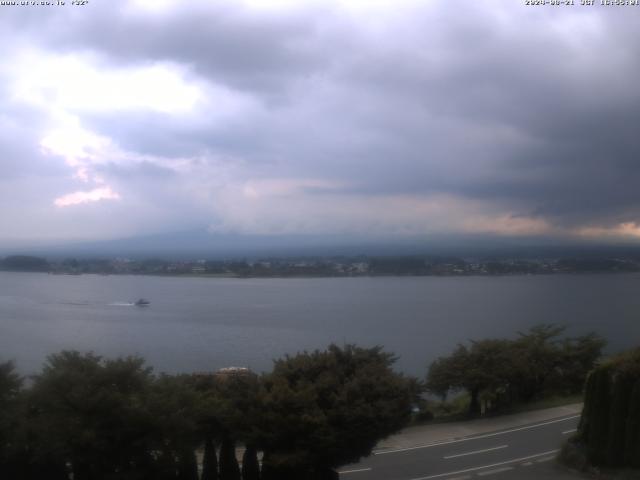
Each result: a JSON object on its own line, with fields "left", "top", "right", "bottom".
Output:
{"left": 375, "top": 403, "right": 583, "bottom": 452}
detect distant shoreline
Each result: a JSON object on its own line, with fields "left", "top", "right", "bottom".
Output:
{"left": 1, "top": 269, "right": 639, "bottom": 280}
{"left": 3, "top": 254, "right": 640, "bottom": 278}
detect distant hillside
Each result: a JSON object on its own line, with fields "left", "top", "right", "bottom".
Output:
{"left": 4, "top": 229, "right": 640, "bottom": 262}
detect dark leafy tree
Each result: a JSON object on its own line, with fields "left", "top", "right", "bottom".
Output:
{"left": 556, "top": 332, "right": 607, "bottom": 394}
{"left": 146, "top": 374, "right": 203, "bottom": 480}
{"left": 256, "top": 344, "right": 414, "bottom": 477}
{"left": 509, "top": 324, "right": 566, "bottom": 401}
{"left": 27, "top": 351, "right": 155, "bottom": 480}
{"left": 0, "top": 361, "right": 25, "bottom": 479}
{"left": 188, "top": 374, "right": 223, "bottom": 480}
{"left": 212, "top": 369, "right": 261, "bottom": 480}
{"left": 426, "top": 340, "right": 514, "bottom": 414}
{"left": 427, "top": 325, "right": 605, "bottom": 415}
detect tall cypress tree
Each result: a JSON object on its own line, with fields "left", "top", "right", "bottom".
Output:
{"left": 606, "top": 373, "right": 633, "bottom": 466}
{"left": 177, "top": 449, "right": 198, "bottom": 480}
{"left": 624, "top": 380, "right": 640, "bottom": 468}
{"left": 202, "top": 436, "right": 218, "bottom": 480}
{"left": 578, "top": 347, "right": 640, "bottom": 468}
{"left": 585, "top": 367, "right": 612, "bottom": 464}
{"left": 219, "top": 438, "right": 241, "bottom": 480}
{"left": 241, "top": 445, "right": 260, "bottom": 480}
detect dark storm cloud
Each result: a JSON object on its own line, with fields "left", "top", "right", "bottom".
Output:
{"left": 315, "top": 3, "right": 640, "bottom": 228}
{"left": 3, "top": 0, "right": 640, "bottom": 243}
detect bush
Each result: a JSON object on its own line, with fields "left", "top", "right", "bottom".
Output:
{"left": 578, "top": 347, "right": 640, "bottom": 469}
{"left": 558, "top": 436, "right": 590, "bottom": 472}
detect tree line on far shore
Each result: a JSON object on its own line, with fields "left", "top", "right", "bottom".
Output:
{"left": 0, "top": 325, "right": 607, "bottom": 480}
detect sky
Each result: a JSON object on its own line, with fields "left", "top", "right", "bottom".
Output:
{"left": 2, "top": 0, "right": 640, "bottom": 250}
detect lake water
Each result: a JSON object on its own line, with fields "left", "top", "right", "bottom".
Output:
{"left": 1, "top": 272, "right": 639, "bottom": 377}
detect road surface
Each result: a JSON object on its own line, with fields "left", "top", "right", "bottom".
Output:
{"left": 339, "top": 413, "right": 582, "bottom": 480}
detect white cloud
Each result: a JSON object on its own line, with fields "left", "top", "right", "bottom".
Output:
{"left": 1, "top": 0, "right": 640, "bottom": 246}
{"left": 54, "top": 187, "right": 121, "bottom": 207}
{"left": 10, "top": 52, "right": 202, "bottom": 114}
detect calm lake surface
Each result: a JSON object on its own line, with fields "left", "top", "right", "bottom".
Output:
{"left": 1, "top": 272, "right": 639, "bottom": 376}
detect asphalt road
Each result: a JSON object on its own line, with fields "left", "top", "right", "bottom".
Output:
{"left": 339, "top": 414, "right": 581, "bottom": 480}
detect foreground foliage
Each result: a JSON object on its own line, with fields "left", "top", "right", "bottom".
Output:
{"left": 0, "top": 344, "right": 415, "bottom": 480}
{"left": 257, "top": 345, "right": 414, "bottom": 479}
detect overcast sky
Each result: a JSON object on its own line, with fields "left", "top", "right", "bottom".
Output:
{"left": 2, "top": 0, "right": 640, "bottom": 249}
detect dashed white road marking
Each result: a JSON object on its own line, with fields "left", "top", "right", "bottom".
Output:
{"left": 444, "top": 445, "right": 508, "bottom": 459}
{"left": 477, "top": 466, "right": 513, "bottom": 476}
{"left": 409, "top": 449, "right": 560, "bottom": 480}
{"left": 339, "top": 467, "right": 372, "bottom": 474}
{"left": 562, "top": 429, "right": 577, "bottom": 435}
{"left": 521, "top": 461, "right": 533, "bottom": 466}
{"left": 375, "top": 416, "right": 579, "bottom": 455}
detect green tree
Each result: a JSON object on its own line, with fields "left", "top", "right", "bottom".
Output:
{"left": 426, "top": 325, "right": 605, "bottom": 415}
{"left": 426, "top": 340, "right": 514, "bottom": 415}
{"left": 27, "top": 351, "right": 155, "bottom": 480}
{"left": 256, "top": 344, "right": 413, "bottom": 478}
{"left": 189, "top": 373, "right": 222, "bottom": 480}
{"left": 146, "top": 374, "right": 204, "bottom": 480}
{"left": 509, "top": 324, "right": 566, "bottom": 401}
{"left": 0, "top": 361, "right": 25, "bottom": 479}
{"left": 557, "top": 332, "right": 607, "bottom": 394}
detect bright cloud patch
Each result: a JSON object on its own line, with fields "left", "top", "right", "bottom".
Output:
{"left": 463, "top": 215, "right": 554, "bottom": 237}
{"left": 11, "top": 52, "right": 202, "bottom": 114}
{"left": 41, "top": 123, "right": 112, "bottom": 182}
{"left": 54, "top": 187, "right": 121, "bottom": 207}
{"left": 577, "top": 222, "right": 640, "bottom": 239}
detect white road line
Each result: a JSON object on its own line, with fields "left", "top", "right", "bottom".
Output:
{"left": 375, "top": 415, "right": 579, "bottom": 455}
{"left": 409, "top": 449, "right": 559, "bottom": 480}
{"left": 477, "top": 466, "right": 513, "bottom": 476}
{"left": 443, "top": 445, "right": 508, "bottom": 459}
{"left": 338, "top": 467, "right": 372, "bottom": 474}
{"left": 562, "top": 429, "right": 577, "bottom": 435}
{"left": 521, "top": 462, "right": 533, "bottom": 466}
